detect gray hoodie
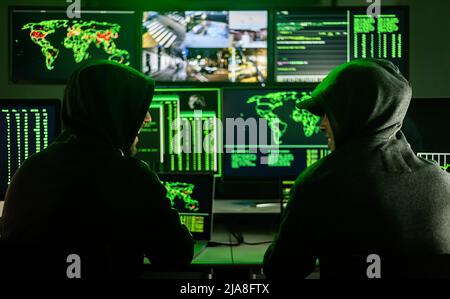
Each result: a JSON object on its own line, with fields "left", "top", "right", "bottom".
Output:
{"left": 264, "top": 59, "right": 450, "bottom": 279}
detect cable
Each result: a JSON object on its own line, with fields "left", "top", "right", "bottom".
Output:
{"left": 207, "top": 225, "right": 243, "bottom": 247}
{"left": 207, "top": 241, "right": 241, "bottom": 247}
{"left": 229, "top": 228, "right": 234, "bottom": 265}
{"left": 243, "top": 240, "right": 273, "bottom": 245}
{"left": 207, "top": 217, "right": 273, "bottom": 247}
{"left": 229, "top": 227, "right": 273, "bottom": 246}
{"left": 230, "top": 230, "right": 244, "bottom": 244}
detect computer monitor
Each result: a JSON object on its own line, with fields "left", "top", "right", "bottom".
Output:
{"left": 222, "top": 88, "right": 329, "bottom": 178}
{"left": 157, "top": 173, "right": 214, "bottom": 240}
{"left": 10, "top": 8, "right": 138, "bottom": 83}
{"left": 274, "top": 6, "right": 409, "bottom": 83}
{"left": 404, "top": 98, "right": 450, "bottom": 173}
{"left": 0, "top": 99, "right": 61, "bottom": 199}
{"left": 280, "top": 178, "right": 296, "bottom": 214}
{"left": 142, "top": 10, "right": 268, "bottom": 83}
{"left": 135, "top": 88, "right": 222, "bottom": 176}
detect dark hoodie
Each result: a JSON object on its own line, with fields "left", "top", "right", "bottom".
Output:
{"left": 0, "top": 61, "right": 194, "bottom": 278}
{"left": 263, "top": 59, "right": 450, "bottom": 279}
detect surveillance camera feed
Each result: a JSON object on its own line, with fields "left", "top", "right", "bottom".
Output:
{"left": 142, "top": 11, "right": 268, "bottom": 83}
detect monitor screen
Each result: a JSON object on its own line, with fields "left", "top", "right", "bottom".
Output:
{"left": 157, "top": 173, "right": 214, "bottom": 240}
{"left": 223, "top": 88, "right": 329, "bottom": 177}
{"left": 135, "top": 88, "right": 222, "bottom": 176}
{"left": 142, "top": 10, "right": 268, "bottom": 83}
{"left": 0, "top": 99, "right": 61, "bottom": 199}
{"left": 275, "top": 7, "right": 408, "bottom": 83}
{"left": 404, "top": 98, "right": 450, "bottom": 173}
{"left": 280, "top": 179, "right": 296, "bottom": 213}
{"left": 11, "top": 8, "right": 137, "bottom": 83}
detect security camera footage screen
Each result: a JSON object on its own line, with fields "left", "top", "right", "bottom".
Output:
{"left": 11, "top": 9, "right": 137, "bottom": 83}
{"left": 142, "top": 11, "right": 268, "bottom": 83}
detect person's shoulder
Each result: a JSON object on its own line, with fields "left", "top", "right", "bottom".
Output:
{"left": 122, "top": 157, "right": 152, "bottom": 173}
{"left": 120, "top": 157, "right": 161, "bottom": 181}
{"left": 295, "top": 153, "right": 333, "bottom": 186}
{"left": 17, "top": 145, "right": 55, "bottom": 169}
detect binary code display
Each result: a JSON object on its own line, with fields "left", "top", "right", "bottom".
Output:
{"left": 0, "top": 104, "right": 57, "bottom": 196}
{"left": 135, "top": 89, "right": 221, "bottom": 176}
{"left": 349, "top": 10, "right": 407, "bottom": 75}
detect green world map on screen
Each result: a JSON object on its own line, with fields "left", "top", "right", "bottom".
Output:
{"left": 22, "top": 19, "right": 130, "bottom": 70}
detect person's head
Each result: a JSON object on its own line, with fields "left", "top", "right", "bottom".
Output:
{"left": 319, "top": 114, "right": 335, "bottom": 151}
{"left": 296, "top": 59, "right": 412, "bottom": 151}
{"left": 62, "top": 60, "right": 155, "bottom": 156}
{"left": 130, "top": 111, "right": 152, "bottom": 157}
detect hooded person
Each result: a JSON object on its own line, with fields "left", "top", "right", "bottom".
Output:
{"left": 263, "top": 59, "right": 450, "bottom": 279}
{"left": 0, "top": 60, "right": 194, "bottom": 279}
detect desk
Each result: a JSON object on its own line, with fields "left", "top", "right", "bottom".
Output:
{"left": 143, "top": 243, "right": 270, "bottom": 279}
{"left": 142, "top": 217, "right": 274, "bottom": 279}
{"left": 201, "top": 215, "right": 274, "bottom": 265}
{"left": 214, "top": 200, "right": 281, "bottom": 214}
{"left": 143, "top": 244, "right": 264, "bottom": 266}
{"left": 142, "top": 212, "right": 320, "bottom": 279}
{"left": 193, "top": 243, "right": 270, "bottom": 266}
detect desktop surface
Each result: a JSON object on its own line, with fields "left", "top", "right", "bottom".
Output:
{"left": 214, "top": 200, "right": 281, "bottom": 214}
{"left": 143, "top": 236, "right": 271, "bottom": 266}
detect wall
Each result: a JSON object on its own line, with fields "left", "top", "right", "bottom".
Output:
{"left": 0, "top": 0, "right": 449, "bottom": 100}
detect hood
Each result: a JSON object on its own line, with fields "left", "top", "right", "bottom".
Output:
{"left": 300, "top": 59, "right": 412, "bottom": 148}
{"left": 61, "top": 60, "right": 155, "bottom": 155}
